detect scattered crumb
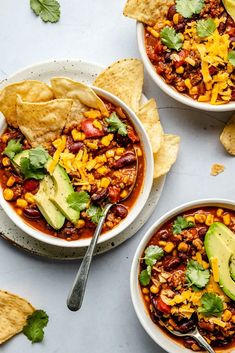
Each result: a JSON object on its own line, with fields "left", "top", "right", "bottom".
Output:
{"left": 211, "top": 163, "right": 225, "bottom": 176}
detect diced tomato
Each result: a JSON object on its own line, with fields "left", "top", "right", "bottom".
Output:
{"left": 127, "top": 128, "right": 140, "bottom": 143}
{"left": 156, "top": 299, "right": 171, "bottom": 314}
{"left": 174, "top": 50, "right": 188, "bottom": 68}
{"left": 23, "top": 179, "right": 39, "bottom": 192}
{"left": 227, "top": 26, "right": 235, "bottom": 37}
{"left": 81, "top": 119, "right": 104, "bottom": 138}
{"left": 108, "top": 186, "right": 121, "bottom": 203}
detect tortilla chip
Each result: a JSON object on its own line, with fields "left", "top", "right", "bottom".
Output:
{"left": 0, "top": 81, "right": 54, "bottom": 128}
{"left": 138, "top": 98, "right": 164, "bottom": 153}
{"left": 0, "top": 290, "right": 35, "bottom": 344}
{"left": 220, "top": 114, "right": 235, "bottom": 155}
{"left": 123, "top": 0, "right": 173, "bottom": 26}
{"left": 93, "top": 59, "right": 144, "bottom": 113}
{"left": 50, "top": 77, "right": 108, "bottom": 130}
{"left": 153, "top": 134, "right": 180, "bottom": 178}
{"left": 211, "top": 163, "right": 225, "bottom": 176}
{"left": 16, "top": 96, "right": 73, "bottom": 147}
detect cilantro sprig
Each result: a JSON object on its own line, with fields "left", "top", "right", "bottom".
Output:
{"left": 160, "top": 27, "right": 183, "bottom": 51}
{"left": 198, "top": 293, "right": 223, "bottom": 317}
{"left": 67, "top": 191, "right": 90, "bottom": 212}
{"left": 20, "top": 147, "right": 49, "bottom": 180}
{"left": 106, "top": 113, "right": 127, "bottom": 136}
{"left": 176, "top": 0, "right": 205, "bottom": 18}
{"left": 23, "top": 310, "right": 49, "bottom": 343}
{"left": 3, "top": 139, "right": 23, "bottom": 160}
{"left": 87, "top": 204, "right": 103, "bottom": 224}
{"left": 186, "top": 260, "right": 210, "bottom": 291}
{"left": 173, "top": 216, "right": 195, "bottom": 234}
{"left": 139, "top": 245, "right": 164, "bottom": 286}
{"left": 228, "top": 50, "right": 235, "bottom": 66}
{"left": 30, "top": 0, "right": 60, "bottom": 23}
{"left": 196, "top": 19, "right": 216, "bottom": 37}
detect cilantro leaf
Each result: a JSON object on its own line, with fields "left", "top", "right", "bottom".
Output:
{"left": 228, "top": 50, "right": 235, "bottom": 66}
{"left": 67, "top": 191, "right": 90, "bottom": 212}
{"left": 176, "top": 0, "right": 205, "bottom": 18}
{"left": 20, "top": 158, "right": 45, "bottom": 180}
{"left": 160, "top": 27, "right": 183, "bottom": 51}
{"left": 173, "top": 216, "right": 195, "bottom": 234}
{"left": 106, "top": 113, "right": 127, "bottom": 136}
{"left": 30, "top": 0, "right": 60, "bottom": 23}
{"left": 29, "top": 147, "right": 49, "bottom": 169}
{"left": 3, "top": 139, "right": 22, "bottom": 160}
{"left": 87, "top": 204, "right": 103, "bottom": 224}
{"left": 139, "top": 265, "right": 152, "bottom": 286}
{"left": 196, "top": 19, "right": 216, "bottom": 37}
{"left": 186, "top": 260, "right": 210, "bottom": 289}
{"left": 198, "top": 293, "right": 223, "bottom": 317}
{"left": 144, "top": 245, "right": 164, "bottom": 266}
{"left": 23, "top": 310, "right": 49, "bottom": 343}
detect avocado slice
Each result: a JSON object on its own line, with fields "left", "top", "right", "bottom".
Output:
{"left": 205, "top": 222, "right": 235, "bottom": 300}
{"left": 49, "top": 164, "right": 80, "bottom": 224}
{"left": 222, "top": 0, "right": 235, "bottom": 22}
{"left": 34, "top": 176, "right": 65, "bottom": 230}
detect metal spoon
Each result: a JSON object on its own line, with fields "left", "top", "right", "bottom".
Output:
{"left": 67, "top": 150, "right": 138, "bottom": 311}
{"left": 163, "top": 324, "right": 216, "bottom": 353}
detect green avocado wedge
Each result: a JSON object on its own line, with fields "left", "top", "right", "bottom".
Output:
{"left": 204, "top": 222, "right": 235, "bottom": 301}
{"left": 34, "top": 176, "right": 65, "bottom": 230}
{"left": 222, "top": 0, "right": 235, "bottom": 22}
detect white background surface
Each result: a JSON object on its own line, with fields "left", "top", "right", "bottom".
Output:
{"left": 0, "top": 1, "right": 234, "bottom": 352}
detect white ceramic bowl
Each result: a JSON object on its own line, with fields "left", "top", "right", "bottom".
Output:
{"left": 137, "top": 22, "right": 235, "bottom": 112}
{"left": 0, "top": 74, "right": 154, "bottom": 248}
{"left": 130, "top": 198, "right": 235, "bottom": 353}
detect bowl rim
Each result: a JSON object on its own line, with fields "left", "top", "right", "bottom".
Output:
{"left": 0, "top": 69, "right": 154, "bottom": 248}
{"left": 136, "top": 21, "right": 234, "bottom": 112}
{"left": 130, "top": 198, "right": 235, "bottom": 353}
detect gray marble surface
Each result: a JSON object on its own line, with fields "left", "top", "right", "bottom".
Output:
{"left": 0, "top": 1, "right": 234, "bottom": 352}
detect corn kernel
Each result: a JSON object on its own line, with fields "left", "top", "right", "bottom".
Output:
{"left": 142, "top": 288, "right": 149, "bottom": 294}
{"left": 202, "top": 261, "right": 209, "bottom": 269}
{"left": 223, "top": 213, "right": 231, "bottom": 226}
{"left": 101, "top": 134, "right": 114, "bottom": 147}
{"left": 158, "top": 240, "right": 166, "bottom": 246}
{"left": 16, "top": 208, "right": 23, "bottom": 216}
{"left": 184, "top": 79, "right": 192, "bottom": 89}
{"left": 146, "top": 26, "right": 159, "bottom": 38}
{"left": 205, "top": 214, "right": 214, "bottom": 226}
{"left": 189, "top": 87, "right": 198, "bottom": 95}
{"left": 72, "top": 129, "right": 85, "bottom": 141}
{"left": 2, "top": 157, "right": 11, "bottom": 167}
{"left": 185, "top": 57, "right": 196, "bottom": 66}
{"left": 97, "top": 166, "right": 109, "bottom": 175}
{"left": 178, "top": 242, "right": 188, "bottom": 252}
{"left": 6, "top": 176, "right": 16, "bottom": 187}
{"left": 150, "top": 285, "right": 159, "bottom": 294}
{"left": 84, "top": 110, "right": 101, "bottom": 119}
{"left": 1, "top": 134, "right": 9, "bottom": 143}
{"left": 164, "top": 242, "right": 175, "bottom": 253}
{"left": 136, "top": 146, "right": 142, "bottom": 157}
{"left": 173, "top": 13, "right": 179, "bottom": 25}
{"left": 16, "top": 199, "right": 28, "bottom": 208}
{"left": 217, "top": 208, "right": 224, "bottom": 217}
{"left": 106, "top": 149, "right": 115, "bottom": 158}
{"left": 100, "top": 177, "right": 110, "bottom": 188}
{"left": 232, "top": 315, "right": 235, "bottom": 324}
{"left": 116, "top": 148, "right": 125, "bottom": 156}
{"left": 76, "top": 219, "right": 85, "bottom": 229}
{"left": 186, "top": 216, "right": 195, "bottom": 223}
{"left": 24, "top": 192, "right": 35, "bottom": 204}
{"left": 93, "top": 119, "right": 103, "bottom": 130}
{"left": 53, "top": 138, "right": 63, "bottom": 148}
{"left": 3, "top": 188, "right": 14, "bottom": 201}
{"left": 176, "top": 66, "right": 184, "bottom": 74}
{"left": 222, "top": 309, "right": 232, "bottom": 322}
{"left": 144, "top": 295, "right": 150, "bottom": 303}
{"left": 86, "top": 141, "right": 98, "bottom": 150}
{"left": 120, "top": 189, "right": 128, "bottom": 199}
{"left": 164, "top": 20, "right": 171, "bottom": 25}
{"left": 194, "top": 213, "right": 206, "bottom": 223}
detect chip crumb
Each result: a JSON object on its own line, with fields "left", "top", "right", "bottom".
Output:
{"left": 210, "top": 164, "right": 225, "bottom": 176}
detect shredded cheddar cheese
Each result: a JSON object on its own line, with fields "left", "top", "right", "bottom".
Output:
{"left": 48, "top": 136, "right": 66, "bottom": 174}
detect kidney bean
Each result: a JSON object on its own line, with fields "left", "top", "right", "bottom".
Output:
{"left": 108, "top": 186, "right": 121, "bottom": 203}
{"left": 158, "top": 229, "right": 169, "bottom": 240}
{"left": 23, "top": 207, "right": 41, "bottom": 219}
{"left": 198, "top": 321, "right": 215, "bottom": 332}
{"left": 113, "top": 204, "right": 128, "bottom": 218}
{"left": 68, "top": 142, "right": 84, "bottom": 154}
{"left": 91, "top": 188, "right": 108, "bottom": 203}
{"left": 163, "top": 257, "right": 181, "bottom": 271}
{"left": 198, "top": 226, "right": 208, "bottom": 238}
{"left": 167, "top": 4, "right": 176, "bottom": 20}
{"left": 113, "top": 152, "right": 136, "bottom": 169}
{"left": 174, "top": 22, "right": 186, "bottom": 32}
{"left": 178, "top": 319, "right": 195, "bottom": 333}
{"left": 23, "top": 179, "right": 39, "bottom": 192}
{"left": 184, "top": 338, "right": 198, "bottom": 349}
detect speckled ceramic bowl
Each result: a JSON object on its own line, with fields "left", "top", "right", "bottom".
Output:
{"left": 0, "top": 70, "right": 154, "bottom": 248}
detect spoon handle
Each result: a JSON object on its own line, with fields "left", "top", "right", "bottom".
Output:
{"left": 67, "top": 203, "right": 113, "bottom": 311}
{"left": 193, "top": 330, "right": 216, "bottom": 353}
